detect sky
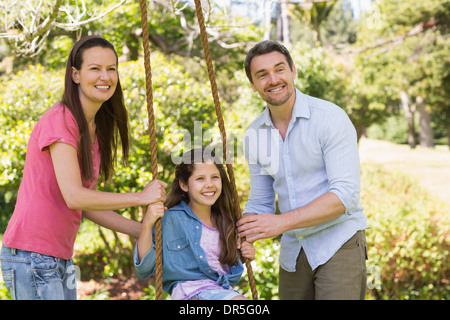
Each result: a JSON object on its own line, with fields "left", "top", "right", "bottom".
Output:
{"left": 349, "top": 0, "right": 373, "bottom": 19}
{"left": 207, "top": 0, "right": 374, "bottom": 20}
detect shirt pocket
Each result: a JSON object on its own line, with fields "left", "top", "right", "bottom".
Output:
{"left": 166, "top": 237, "right": 195, "bottom": 267}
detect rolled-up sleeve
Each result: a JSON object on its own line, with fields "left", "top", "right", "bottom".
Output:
{"left": 134, "top": 241, "right": 156, "bottom": 279}
{"left": 243, "top": 128, "right": 276, "bottom": 215}
{"left": 243, "top": 162, "right": 276, "bottom": 214}
{"left": 321, "top": 109, "right": 361, "bottom": 214}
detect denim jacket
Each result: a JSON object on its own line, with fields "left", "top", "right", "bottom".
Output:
{"left": 134, "top": 201, "right": 244, "bottom": 295}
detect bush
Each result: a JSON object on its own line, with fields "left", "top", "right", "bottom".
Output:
{"left": 361, "top": 164, "right": 449, "bottom": 300}
{"left": 237, "top": 237, "right": 280, "bottom": 300}
{"left": 0, "top": 65, "right": 63, "bottom": 232}
{"left": 366, "top": 114, "right": 410, "bottom": 144}
{"left": 1, "top": 53, "right": 448, "bottom": 301}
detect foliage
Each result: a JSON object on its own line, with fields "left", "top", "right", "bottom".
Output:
{"left": 354, "top": 0, "right": 450, "bottom": 146}
{"left": 0, "top": 65, "right": 63, "bottom": 231}
{"left": 289, "top": 0, "right": 337, "bottom": 45}
{"left": 237, "top": 238, "right": 280, "bottom": 300}
{"left": 7, "top": 0, "right": 262, "bottom": 76}
{"left": 321, "top": 0, "right": 357, "bottom": 47}
{"left": 1, "top": 0, "right": 449, "bottom": 300}
{"left": 361, "top": 164, "right": 449, "bottom": 300}
{"left": 0, "top": 49, "right": 254, "bottom": 283}
{"left": 366, "top": 114, "right": 410, "bottom": 144}
{"left": 289, "top": 43, "right": 385, "bottom": 137}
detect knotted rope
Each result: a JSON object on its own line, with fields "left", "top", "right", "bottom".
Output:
{"left": 138, "top": 0, "right": 259, "bottom": 300}
{"left": 138, "top": 0, "right": 163, "bottom": 300}
{"left": 193, "top": 0, "right": 258, "bottom": 300}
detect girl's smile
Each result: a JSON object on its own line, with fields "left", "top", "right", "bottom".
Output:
{"left": 180, "top": 162, "right": 222, "bottom": 217}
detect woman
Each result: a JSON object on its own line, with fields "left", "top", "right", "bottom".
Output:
{"left": 0, "top": 36, "right": 166, "bottom": 300}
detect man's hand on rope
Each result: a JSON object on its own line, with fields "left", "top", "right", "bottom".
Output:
{"left": 237, "top": 213, "right": 286, "bottom": 243}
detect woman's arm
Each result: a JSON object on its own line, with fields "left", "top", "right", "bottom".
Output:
{"left": 50, "top": 142, "right": 166, "bottom": 211}
{"left": 82, "top": 210, "right": 142, "bottom": 237}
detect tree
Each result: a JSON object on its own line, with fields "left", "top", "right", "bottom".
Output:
{"left": 321, "top": 0, "right": 357, "bottom": 48}
{"left": 0, "top": 0, "right": 263, "bottom": 280}
{"left": 289, "top": 0, "right": 337, "bottom": 46}
{"left": 0, "top": 0, "right": 126, "bottom": 57}
{"left": 354, "top": 0, "right": 450, "bottom": 148}
{"left": 1, "top": 0, "right": 262, "bottom": 76}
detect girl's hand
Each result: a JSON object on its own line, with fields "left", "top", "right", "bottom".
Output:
{"left": 137, "top": 202, "right": 166, "bottom": 262}
{"left": 142, "top": 202, "right": 165, "bottom": 228}
{"left": 237, "top": 239, "right": 256, "bottom": 261}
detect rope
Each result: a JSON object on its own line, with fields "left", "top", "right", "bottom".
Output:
{"left": 138, "top": 0, "right": 163, "bottom": 300}
{"left": 193, "top": 0, "right": 259, "bottom": 300}
{"left": 138, "top": 0, "right": 259, "bottom": 300}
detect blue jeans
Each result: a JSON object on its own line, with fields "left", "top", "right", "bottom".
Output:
{"left": 0, "top": 245, "right": 77, "bottom": 300}
{"left": 189, "top": 289, "right": 242, "bottom": 300}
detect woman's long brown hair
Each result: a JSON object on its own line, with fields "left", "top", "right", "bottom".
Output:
{"left": 62, "top": 36, "right": 129, "bottom": 181}
{"left": 165, "top": 148, "right": 240, "bottom": 266}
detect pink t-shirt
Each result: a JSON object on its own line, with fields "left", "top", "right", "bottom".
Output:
{"left": 3, "top": 103, "right": 100, "bottom": 260}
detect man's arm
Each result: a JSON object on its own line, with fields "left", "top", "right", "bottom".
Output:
{"left": 237, "top": 192, "right": 345, "bottom": 242}
{"left": 238, "top": 108, "right": 360, "bottom": 242}
{"left": 242, "top": 127, "right": 277, "bottom": 216}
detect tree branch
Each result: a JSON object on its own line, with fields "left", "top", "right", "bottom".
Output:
{"left": 1, "top": 0, "right": 127, "bottom": 57}
{"left": 54, "top": 0, "right": 127, "bottom": 30}
{"left": 148, "top": 33, "right": 202, "bottom": 58}
{"left": 342, "top": 18, "right": 438, "bottom": 57}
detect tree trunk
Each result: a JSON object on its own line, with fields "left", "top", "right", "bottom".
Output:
{"left": 400, "top": 90, "right": 416, "bottom": 148}
{"left": 276, "top": 5, "right": 282, "bottom": 42}
{"left": 263, "top": 0, "right": 273, "bottom": 40}
{"left": 276, "top": 0, "right": 290, "bottom": 47}
{"left": 280, "top": 0, "right": 291, "bottom": 48}
{"left": 416, "top": 96, "right": 434, "bottom": 148}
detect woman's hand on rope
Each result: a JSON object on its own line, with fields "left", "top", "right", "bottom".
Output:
{"left": 140, "top": 179, "right": 167, "bottom": 206}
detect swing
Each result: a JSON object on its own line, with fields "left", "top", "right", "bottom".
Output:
{"left": 137, "top": 0, "right": 258, "bottom": 300}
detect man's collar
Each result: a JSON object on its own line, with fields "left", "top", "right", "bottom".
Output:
{"left": 259, "top": 88, "right": 310, "bottom": 127}
{"left": 292, "top": 88, "right": 311, "bottom": 120}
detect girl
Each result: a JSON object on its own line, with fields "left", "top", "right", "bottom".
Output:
{"left": 0, "top": 36, "right": 166, "bottom": 300}
{"left": 135, "top": 148, "right": 255, "bottom": 300}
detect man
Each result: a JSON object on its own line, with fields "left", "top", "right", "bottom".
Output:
{"left": 237, "top": 40, "right": 368, "bottom": 300}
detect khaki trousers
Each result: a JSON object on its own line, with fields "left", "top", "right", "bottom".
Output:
{"left": 279, "top": 230, "right": 368, "bottom": 300}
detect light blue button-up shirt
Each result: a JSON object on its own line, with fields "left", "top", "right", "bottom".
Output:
{"left": 243, "top": 89, "right": 368, "bottom": 271}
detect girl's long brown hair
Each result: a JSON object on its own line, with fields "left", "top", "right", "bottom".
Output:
{"left": 62, "top": 36, "right": 129, "bottom": 181}
{"left": 165, "top": 148, "right": 240, "bottom": 266}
